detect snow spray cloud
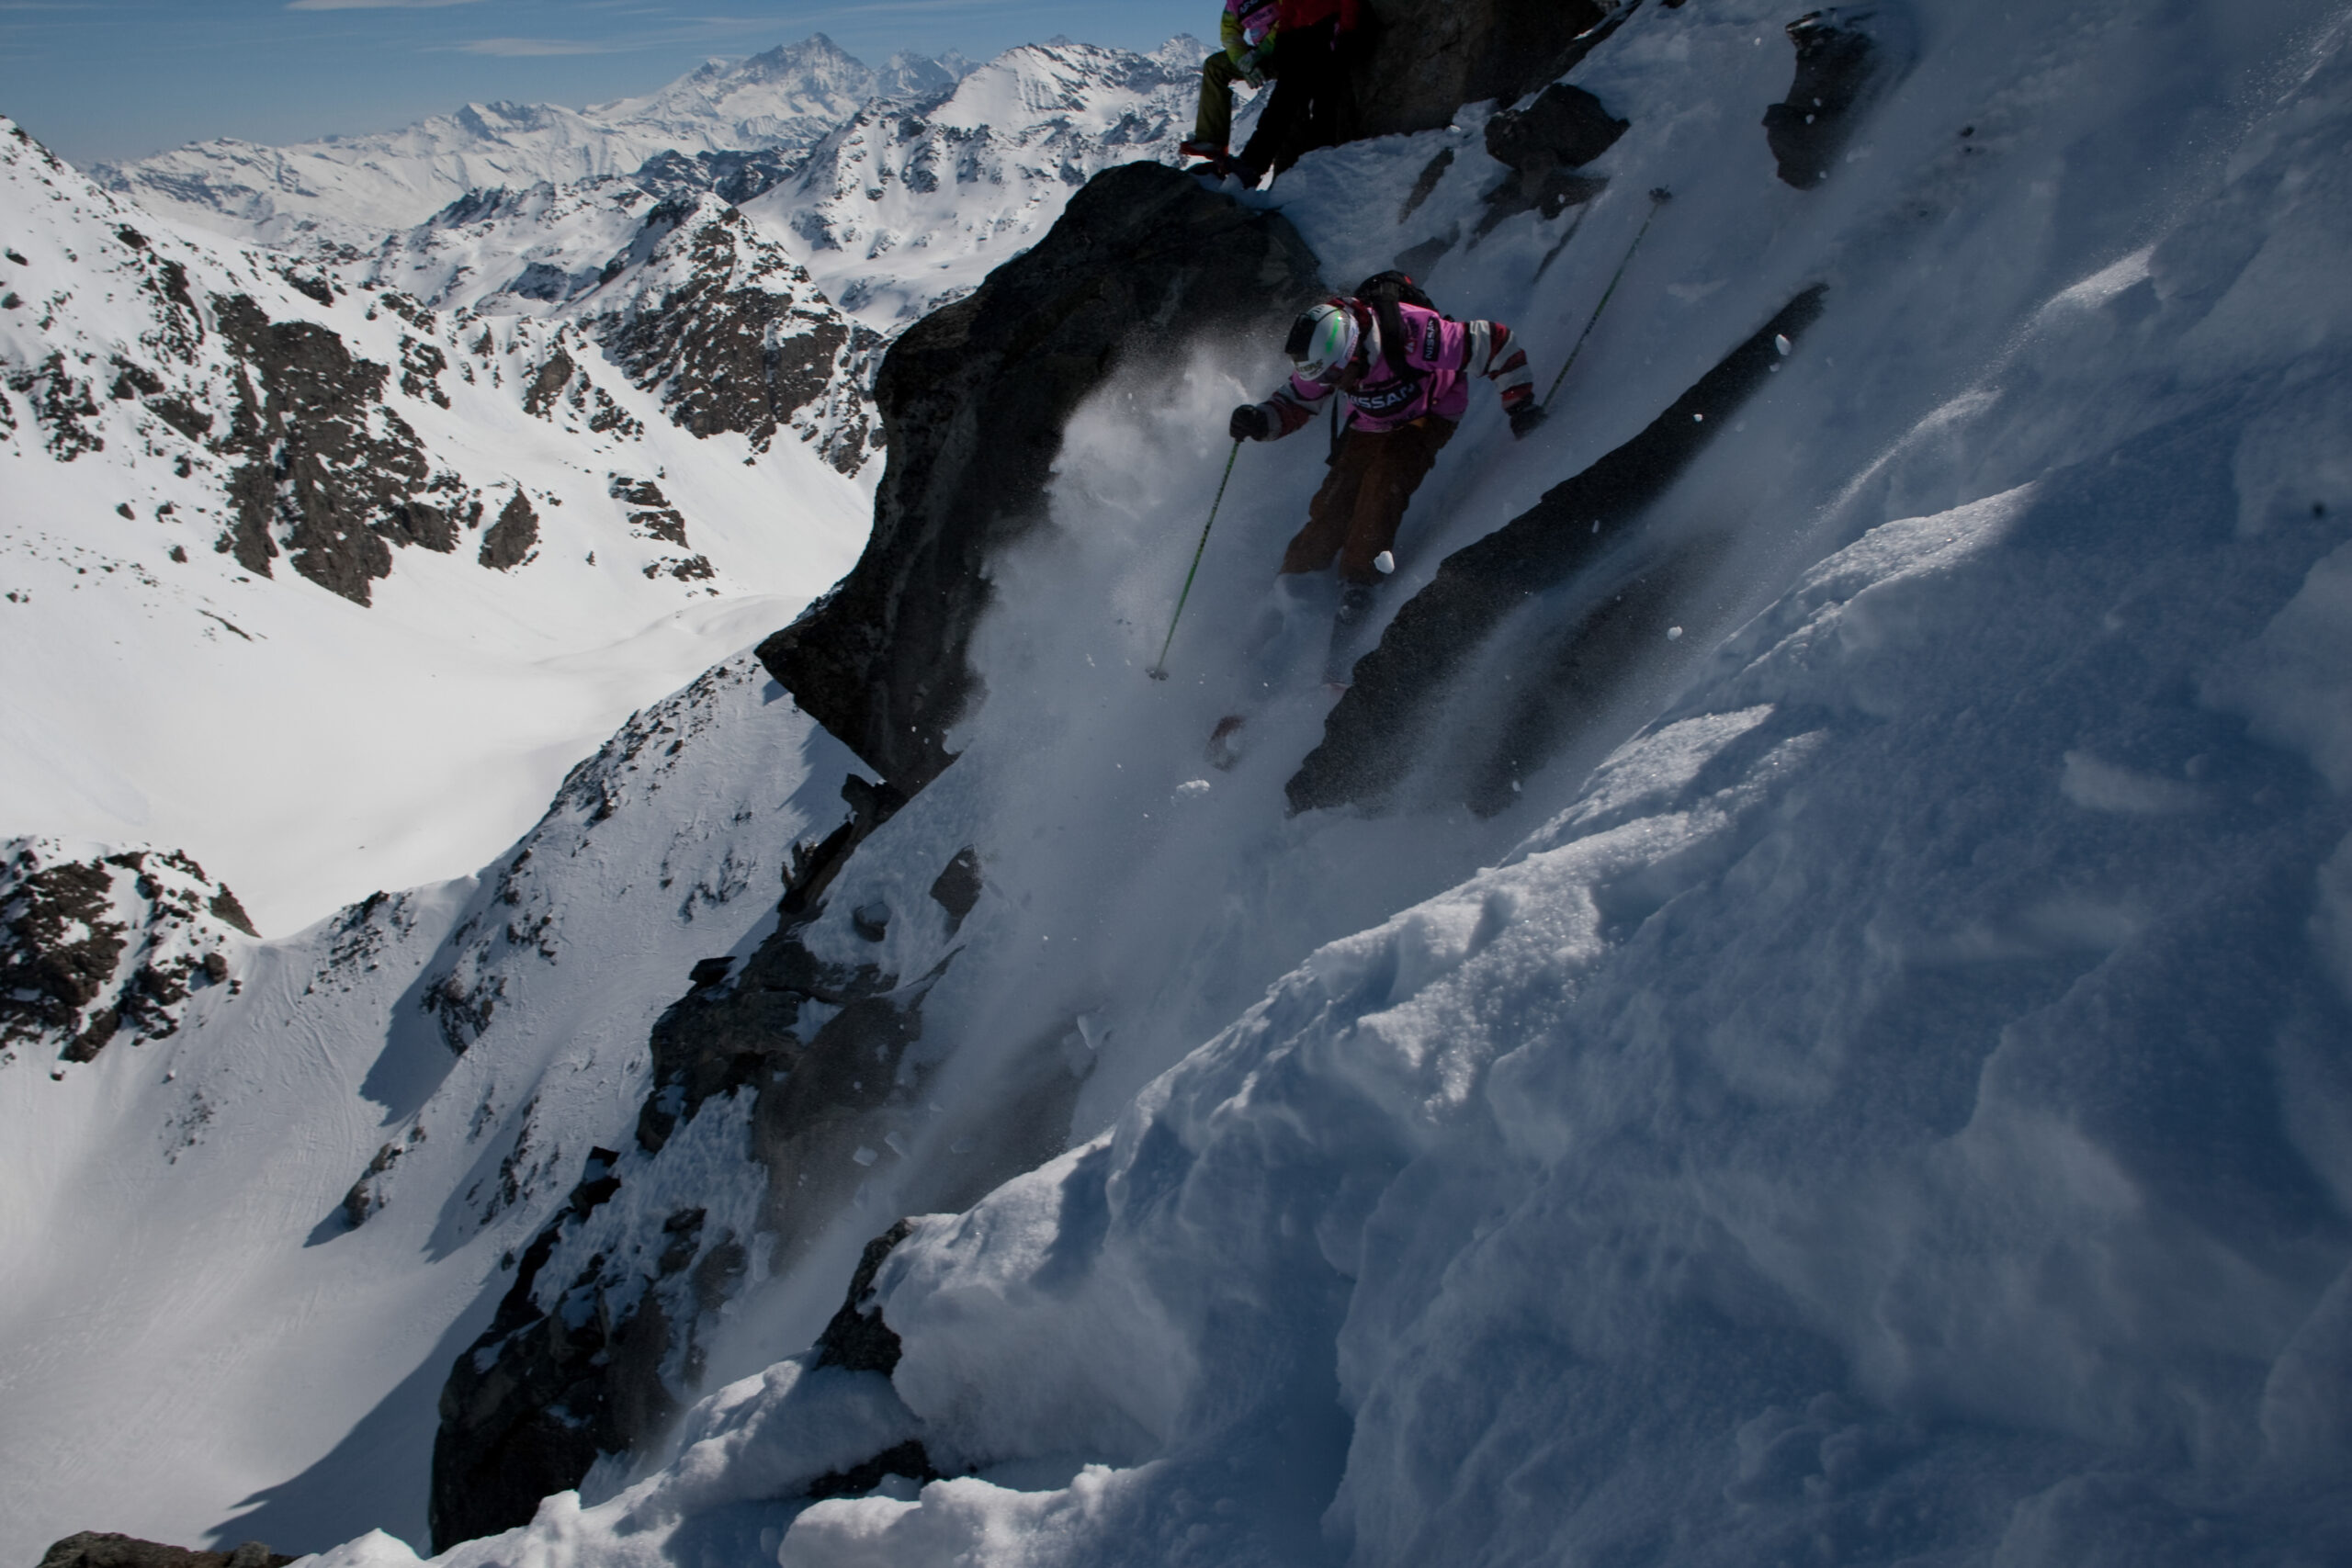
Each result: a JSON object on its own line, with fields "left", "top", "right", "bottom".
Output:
{"left": 925, "top": 334, "right": 1501, "bottom": 1133}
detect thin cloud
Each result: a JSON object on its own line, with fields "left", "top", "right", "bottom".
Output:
{"left": 287, "top": 0, "right": 488, "bottom": 10}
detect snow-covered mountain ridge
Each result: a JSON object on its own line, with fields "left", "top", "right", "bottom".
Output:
{"left": 352, "top": 39, "right": 1214, "bottom": 333}
{"left": 0, "top": 116, "right": 875, "bottom": 931}
{"left": 7, "top": 0, "right": 2352, "bottom": 1564}
{"left": 90, "top": 36, "right": 965, "bottom": 251}
{"left": 87, "top": 28, "right": 1216, "bottom": 335}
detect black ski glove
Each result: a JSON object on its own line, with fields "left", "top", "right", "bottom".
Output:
{"left": 1229, "top": 403, "right": 1272, "bottom": 442}
{"left": 1508, "top": 401, "right": 1548, "bottom": 440}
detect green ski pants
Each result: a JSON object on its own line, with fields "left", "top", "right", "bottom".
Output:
{"left": 1194, "top": 50, "right": 1274, "bottom": 149}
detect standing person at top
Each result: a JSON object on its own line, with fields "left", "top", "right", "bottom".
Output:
{"left": 1180, "top": 0, "right": 1281, "bottom": 177}
{"left": 1227, "top": 276, "right": 1546, "bottom": 671}
{"left": 1229, "top": 0, "right": 1361, "bottom": 187}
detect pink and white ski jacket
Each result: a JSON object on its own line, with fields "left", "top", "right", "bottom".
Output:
{"left": 1253, "top": 300, "right": 1535, "bottom": 436}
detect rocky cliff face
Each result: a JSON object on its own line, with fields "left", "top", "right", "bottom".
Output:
{"left": 759, "top": 161, "right": 1322, "bottom": 791}
{"left": 426, "top": 161, "right": 1318, "bottom": 1545}
{"left": 1355, "top": 0, "right": 1610, "bottom": 138}
{"left": 601, "top": 197, "right": 885, "bottom": 473}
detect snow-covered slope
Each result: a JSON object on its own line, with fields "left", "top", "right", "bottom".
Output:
{"left": 0, "top": 118, "right": 874, "bottom": 932}
{"left": 11, "top": 0, "right": 2352, "bottom": 1563}
{"left": 253, "top": 0, "right": 2347, "bottom": 1562}
{"left": 91, "top": 38, "right": 963, "bottom": 251}
{"left": 0, "top": 655, "right": 870, "bottom": 1562}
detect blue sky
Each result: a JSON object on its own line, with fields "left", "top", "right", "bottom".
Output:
{"left": 0, "top": 0, "right": 1199, "bottom": 166}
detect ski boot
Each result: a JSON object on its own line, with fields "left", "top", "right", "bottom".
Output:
{"left": 1180, "top": 140, "right": 1231, "bottom": 179}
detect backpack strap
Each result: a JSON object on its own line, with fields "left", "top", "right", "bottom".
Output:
{"left": 1351, "top": 271, "right": 1436, "bottom": 382}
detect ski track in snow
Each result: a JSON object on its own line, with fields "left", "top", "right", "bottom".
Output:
{"left": 8, "top": 0, "right": 2352, "bottom": 1562}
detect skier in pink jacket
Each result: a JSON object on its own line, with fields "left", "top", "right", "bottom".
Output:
{"left": 1229, "top": 278, "right": 1544, "bottom": 602}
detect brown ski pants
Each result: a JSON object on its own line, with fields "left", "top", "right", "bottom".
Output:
{"left": 1279, "top": 416, "right": 1456, "bottom": 583}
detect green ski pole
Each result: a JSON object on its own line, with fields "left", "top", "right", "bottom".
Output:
{"left": 1541, "top": 186, "right": 1672, "bottom": 412}
{"left": 1147, "top": 439, "right": 1241, "bottom": 681}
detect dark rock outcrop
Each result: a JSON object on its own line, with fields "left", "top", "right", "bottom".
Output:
{"left": 429, "top": 1150, "right": 675, "bottom": 1551}
{"left": 37, "top": 1534, "right": 294, "bottom": 1568}
{"left": 478, "top": 490, "right": 539, "bottom": 571}
{"left": 602, "top": 198, "right": 885, "bottom": 473}
{"left": 1764, "top": 8, "right": 1896, "bottom": 189}
{"left": 342, "top": 1125, "right": 426, "bottom": 1227}
{"left": 399, "top": 333, "right": 450, "bottom": 407}
{"left": 1288, "top": 286, "right": 1828, "bottom": 815}
{"left": 212, "top": 293, "right": 449, "bottom": 604}
{"left": 1478, "top": 82, "right": 1625, "bottom": 233}
{"left": 806, "top": 1440, "right": 941, "bottom": 1501}
{"left": 379, "top": 488, "right": 466, "bottom": 553}
{"left": 2, "top": 840, "right": 250, "bottom": 1065}
{"left": 430, "top": 774, "right": 935, "bottom": 1548}
{"left": 609, "top": 476, "right": 688, "bottom": 546}
{"left": 8, "top": 350, "right": 105, "bottom": 460}
{"left": 760, "top": 161, "right": 1321, "bottom": 791}
{"left": 812, "top": 1220, "right": 917, "bottom": 1374}
{"left": 520, "top": 349, "right": 574, "bottom": 417}
{"left": 631, "top": 146, "right": 799, "bottom": 208}
{"left": 928, "top": 847, "right": 984, "bottom": 931}
{"left": 1353, "top": 0, "right": 1609, "bottom": 140}
{"left": 803, "top": 1223, "right": 942, "bottom": 1499}
{"left": 1, "top": 858, "right": 122, "bottom": 1058}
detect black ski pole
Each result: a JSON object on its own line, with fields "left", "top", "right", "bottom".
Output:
{"left": 1147, "top": 439, "right": 1242, "bottom": 681}
{"left": 1541, "top": 186, "right": 1671, "bottom": 412}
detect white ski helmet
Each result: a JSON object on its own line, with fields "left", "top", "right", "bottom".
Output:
{"left": 1285, "top": 299, "right": 1362, "bottom": 381}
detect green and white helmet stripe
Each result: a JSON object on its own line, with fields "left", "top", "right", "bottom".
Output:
{"left": 1285, "top": 299, "right": 1361, "bottom": 381}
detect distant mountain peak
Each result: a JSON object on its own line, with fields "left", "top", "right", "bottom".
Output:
{"left": 92, "top": 33, "right": 910, "bottom": 248}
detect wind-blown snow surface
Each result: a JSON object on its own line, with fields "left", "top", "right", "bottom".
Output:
{"left": 282, "top": 0, "right": 2352, "bottom": 1563}
{"left": 0, "top": 654, "right": 871, "bottom": 1562}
